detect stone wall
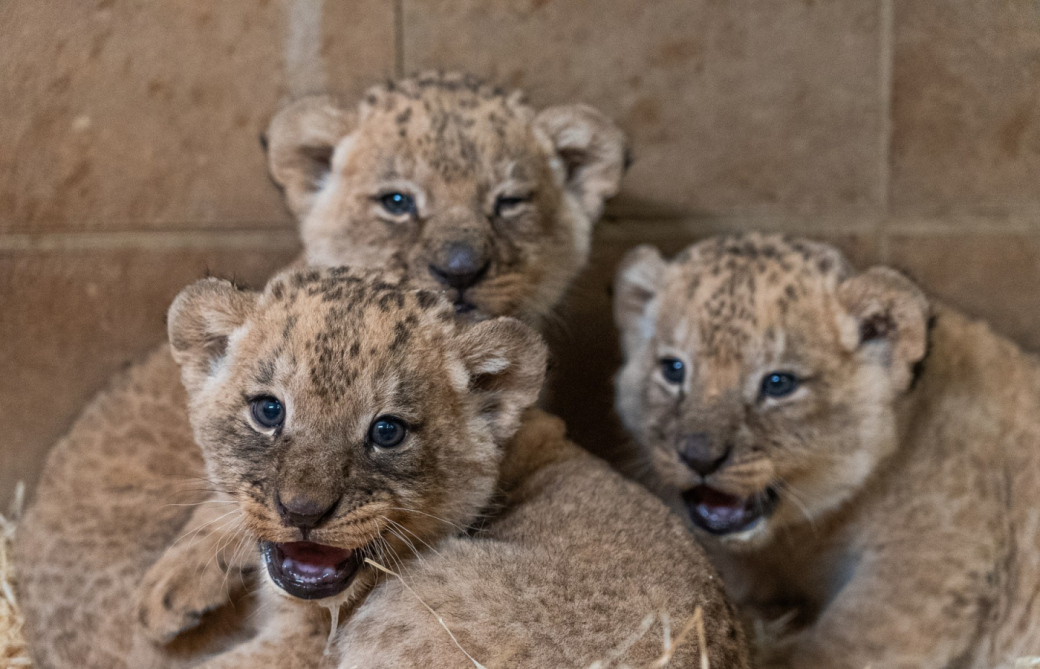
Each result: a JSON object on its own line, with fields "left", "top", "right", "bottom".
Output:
{"left": 4, "top": 0, "right": 1040, "bottom": 502}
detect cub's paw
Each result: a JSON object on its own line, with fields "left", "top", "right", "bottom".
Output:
{"left": 136, "top": 547, "right": 246, "bottom": 644}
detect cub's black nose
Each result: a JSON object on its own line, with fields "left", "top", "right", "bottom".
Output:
{"left": 276, "top": 493, "right": 338, "bottom": 530}
{"left": 429, "top": 241, "right": 490, "bottom": 290}
{"left": 678, "top": 433, "right": 730, "bottom": 477}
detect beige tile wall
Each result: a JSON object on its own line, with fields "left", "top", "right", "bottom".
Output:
{"left": 4, "top": 0, "right": 1040, "bottom": 503}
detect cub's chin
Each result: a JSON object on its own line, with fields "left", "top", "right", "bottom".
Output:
{"left": 261, "top": 541, "right": 365, "bottom": 600}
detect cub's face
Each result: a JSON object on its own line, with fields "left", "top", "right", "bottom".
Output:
{"left": 614, "top": 235, "right": 929, "bottom": 550}
{"left": 168, "top": 267, "right": 546, "bottom": 603}
{"left": 267, "top": 72, "right": 626, "bottom": 324}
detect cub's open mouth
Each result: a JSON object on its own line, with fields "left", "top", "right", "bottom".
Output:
{"left": 261, "top": 541, "right": 363, "bottom": 600}
{"left": 681, "top": 486, "right": 780, "bottom": 535}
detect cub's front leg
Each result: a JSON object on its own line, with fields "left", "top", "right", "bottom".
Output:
{"left": 136, "top": 498, "right": 259, "bottom": 643}
{"left": 194, "top": 591, "right": 333, "bottom": 669}
{"left": 767, "top": 536, "right": 996, "bottom": 669}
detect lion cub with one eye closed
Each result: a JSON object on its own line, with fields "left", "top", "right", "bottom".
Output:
{"left": 133, "top": 266, "right": 749, "bottom": 669}
{"left": 615, "top": 232, "right": 1040, "bottom": 669}
{"left": 16, "top": 71, "right": 628, "bottom": 669}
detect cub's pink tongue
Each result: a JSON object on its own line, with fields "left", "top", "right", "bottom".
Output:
{"left": 279, "top": 541, "right": 353, "bottom": 570}
{"left": 681, "top": 485, "right": 769, "bottom": 535}
{"left": 263, "top": 540, "right": 361, "bottom": 600}
{"left": 682, "top": 485, "right": 781, "bottom": 535}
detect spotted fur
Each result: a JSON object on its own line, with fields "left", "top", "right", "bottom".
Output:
{"left": 269, "top": 70, "right": 628, "bottom": 325}
{"left": 16, "top": 72, "right": 625, "bottom": 669}
{"left": 127, "top": 266, "right": 545, "bottom": 667}
{"left": 615, "top": 232, "right": 1040, "bottom": 668}
{"left": 134, "top": 267, "right": 749, "bottom": 669}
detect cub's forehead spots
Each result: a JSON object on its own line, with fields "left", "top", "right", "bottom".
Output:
{"left": 355, "top": 74, "right": 539, "bottom": 184}
{"left": 659, "top": 234, "right": 851, "bottom": 360}
{"left": 255, "top": 269, "right": 454, "bottom": 402}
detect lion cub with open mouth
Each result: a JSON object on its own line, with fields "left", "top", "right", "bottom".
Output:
{"left": 16, "top": 71, "right": 628, "bottom": 669}
{"left": 139, "top": 266, "right": 749, "bottom": 668}
{"left": 616, "top": 233, "right": 1040, "bottom": 669}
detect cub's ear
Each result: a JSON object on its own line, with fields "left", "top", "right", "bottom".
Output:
{"left": 836, "top": 267, "right": 930, "bottom": 390}
{"left": 168, "top": 278, "right": 258, "bottom": 395}
{"left": 266, "top": 95, "right": 355, "bottom": 219}
{"left": 454, "top": 318, "right": 548, "bottom": 442}
{"left": 535, "top": 104, "right": 627, "bottom": 220}
{"left": 614, "top": 244, "right": 667, "bottom": 354}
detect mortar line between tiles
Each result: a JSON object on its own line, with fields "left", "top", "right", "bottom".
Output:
{"left": 394, "top": 0, "right": 405, "bottom": 78}
{"left": 877, "top": 230, "right": 891, "bottom": 264}
{"left": 878, "top": 0, "right": 895, "bottom": 225}
{"left": 0, "top": 229, "right": 300, "bottom": 252}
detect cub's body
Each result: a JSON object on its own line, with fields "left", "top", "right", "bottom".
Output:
{"left": 16, "top": 72, "right": 626, "bottom": 669}
{"left": 340, "top": 412, "right": 749, "bottom": 669}
{"left": 720, "top": 308, "right": 1040, "bottom": 668}
{"left": 128, "top": 266, "right": 749, "bottom": 669}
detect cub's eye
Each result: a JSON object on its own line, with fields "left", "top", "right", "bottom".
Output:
{"left": 369, "top": 416, "right": 407, "bottom": 448}
{"left": 379, "top": 192, "right": 417, "bottom": 217}
{"left": 494, "top": 194, "right": 531, "bottom": 217}
{"left": 250, "top": 396, "right": 285, "bottom": 429}
{"left": 660, "top": 358, "right": 685, "bottom": 384}
{"left": 760, "top": 372, "right": 800, "bottom": 399}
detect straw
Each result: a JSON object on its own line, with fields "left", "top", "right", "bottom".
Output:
{"left": 0, "top": 483, "right": 32, "bottom": 668}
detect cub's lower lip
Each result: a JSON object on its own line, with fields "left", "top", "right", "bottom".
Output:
{"left": 261, "top": 541, "right": 362, "bottom": 600}
{"left": 454, "top": 300, "right": 477, "bottom": 314}
{"left": 682, "top": 486, "right": 780, "bottom": 535}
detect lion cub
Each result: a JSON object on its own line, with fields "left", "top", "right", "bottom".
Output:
{"left": 615, "top": 232, "right": 1040, "bottom": 669}
{"left": 16, "top": 72, "right": 627, "bottom": 669}
{"left": 137, "top": 266, "right": 749, "bottom": 668}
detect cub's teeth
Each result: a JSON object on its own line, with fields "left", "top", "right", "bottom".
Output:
{"left": 321, "top": 567, "right": 337, "bottom": 580}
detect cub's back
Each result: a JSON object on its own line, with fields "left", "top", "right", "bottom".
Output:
{"left": 339, "top": 411, "right": 749, "bottom": 669}
{"left": 15, "top": 347, "right": 250, "bottom": 669}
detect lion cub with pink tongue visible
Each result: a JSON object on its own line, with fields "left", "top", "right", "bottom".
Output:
{"left": 134, "top": 265, "right": 749, "bottom": 668}
{"left": 616, "top": 233, "right": 1040, "bottom": 668}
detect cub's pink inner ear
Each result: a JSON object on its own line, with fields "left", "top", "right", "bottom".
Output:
{"left": 614, "top": 244, "right": 667, "bottom": 353}
{"left": 534, "top": 103, "right": 626, "bottom": 220}
{"left": 167, "top": 278, "right": 257, "bottom": 395}
{"left": 455, "top": 318, "right": 548, "bottom": 442}
{"left": 266, "top": 95, "right": 355, "bottom": 219}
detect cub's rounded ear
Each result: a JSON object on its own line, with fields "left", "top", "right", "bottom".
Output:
{"left": 534, "top": 104, "right": 627, "bottom": 220}
{"left": 836, "top": 267, "right": 930, "bottom": 389}
{"left": 168, "top": 278, "right": 258, "bottom": 395}
{"left": 454, "top": 318, "right": 548, "bottom": 442}
{"left": 266, "top": 95, "right": 356, "bottom": 219}
{"left": 614, "top": 244, "right": 667, "bottom": 354}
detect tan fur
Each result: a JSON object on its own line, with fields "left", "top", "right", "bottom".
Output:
{"left": 134, "top": 267, "right": 748, "bottom": 668}
{"left": 15, "top": 72, "right": 626, "bottom": 669}
{"left": 270, "top": 71, "right": 625, "bottom": 327}
{"left": 338, "top": 410, "right": 749, "bottom": 669}
{"left": 615, "top": 232, "right": 1040, "bottom": 668}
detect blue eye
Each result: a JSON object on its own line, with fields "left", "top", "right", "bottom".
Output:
{"left": 250, "top": 396, "right": 285, "bottom": 429}
{"left": 660, "top": 358, "right": 685, "bottom": 384}
{"left": 369, "top": 416, "right": 407, "bottom": 448}
{"left": 761, "top": 372, "right": 799, "bottom": 398}
{"left": 379, "top": 192, "right": 416, "bottom": 216}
